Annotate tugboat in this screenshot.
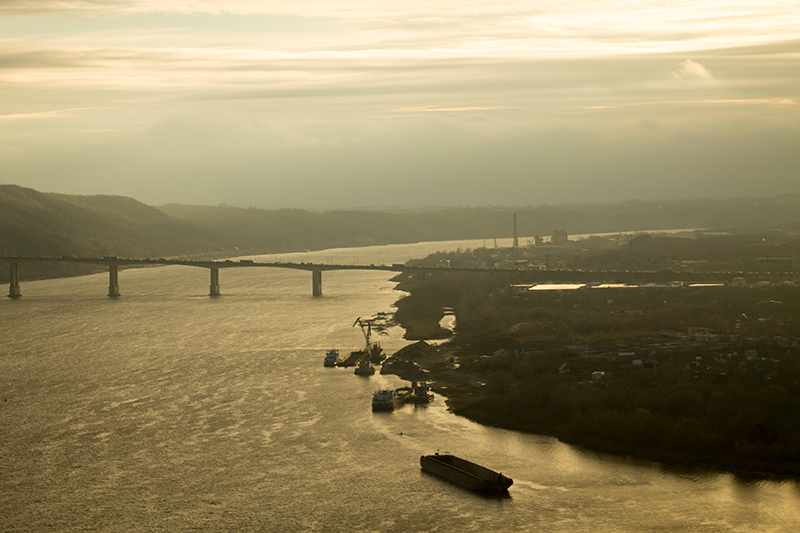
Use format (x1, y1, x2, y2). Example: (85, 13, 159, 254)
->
(354, 358, 375, 376)
(367, 342, 385, 364)
(323, 348, 341, 367)
(409, 381, 434, 404)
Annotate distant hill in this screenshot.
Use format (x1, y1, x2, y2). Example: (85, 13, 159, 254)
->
(0, 185, 212, 280)
(54, 193, 173, 223)
(159, 194, 800, 247)
(1, 183, 798, 282)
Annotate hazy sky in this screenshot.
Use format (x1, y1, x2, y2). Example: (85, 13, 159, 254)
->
(1, 1, 798, 209)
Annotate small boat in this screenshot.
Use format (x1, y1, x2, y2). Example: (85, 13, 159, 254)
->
(323, 348, 341, 367)
(420, 453, 513, 493)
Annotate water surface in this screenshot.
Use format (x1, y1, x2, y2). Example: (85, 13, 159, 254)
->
(2, 240, 799, 532)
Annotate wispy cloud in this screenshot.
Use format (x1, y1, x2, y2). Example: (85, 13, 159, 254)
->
(0, 108, 87, 121)
(672, 59, 712, 80)
(1, 1, 798, 207)
(588, 97, 797, 111)
(376, 105, 521, 118)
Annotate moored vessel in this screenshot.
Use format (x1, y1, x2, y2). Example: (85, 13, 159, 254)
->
(420, 453, 513, 493)
(409, 381, 434, 404)
(368, 342, 384, 364)
(354, 359, 376, 376)
(323, 348, 341, 367)
(371, 387, 412, 411)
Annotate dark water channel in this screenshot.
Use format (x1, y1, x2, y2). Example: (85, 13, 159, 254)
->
(2, 240, 800, 532)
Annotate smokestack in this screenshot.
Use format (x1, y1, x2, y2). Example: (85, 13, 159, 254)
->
(513, 213, 519, 255)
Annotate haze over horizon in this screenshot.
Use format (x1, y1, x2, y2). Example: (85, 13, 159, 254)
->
(1, 1, 798, 210)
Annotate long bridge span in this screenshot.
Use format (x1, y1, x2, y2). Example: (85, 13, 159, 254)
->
(2, 255, 740, 299)
(1, 255, 420, 298)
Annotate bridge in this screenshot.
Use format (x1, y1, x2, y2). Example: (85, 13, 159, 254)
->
(2, 255, 743, 299)
(1, 255, 423, 298)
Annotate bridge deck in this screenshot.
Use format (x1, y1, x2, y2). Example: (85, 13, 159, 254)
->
(1, 254, 749, 299)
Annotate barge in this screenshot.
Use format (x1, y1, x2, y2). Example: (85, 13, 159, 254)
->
(371, 387, 412, 411)
(420, 453, 513, 493)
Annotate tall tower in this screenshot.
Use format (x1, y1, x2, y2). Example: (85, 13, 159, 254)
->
(513, 213, 519, 256)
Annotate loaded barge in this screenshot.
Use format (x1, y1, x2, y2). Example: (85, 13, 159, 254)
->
(372, 382, 434, 411)
(420, 454, 513, 493)
(372, 387, 412, 411)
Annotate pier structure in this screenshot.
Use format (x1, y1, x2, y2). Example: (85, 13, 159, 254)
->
(108, 265, 120, 297)
(210, 267, 220, 297)
(8, 262, 20, 298)
(312, 270, 322, 297)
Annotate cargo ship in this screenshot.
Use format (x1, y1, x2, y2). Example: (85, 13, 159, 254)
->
(371, 387, 412, 411)
(420, 453, 513, 493)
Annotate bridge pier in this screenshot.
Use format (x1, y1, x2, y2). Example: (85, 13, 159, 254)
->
(312, 270, 322, 296)
(210, 268, 220, 297)
(108, 264, 120, 297)
(8, 263, 20, 298)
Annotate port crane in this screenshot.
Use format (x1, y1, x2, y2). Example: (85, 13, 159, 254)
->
(352, 317, 382, 376)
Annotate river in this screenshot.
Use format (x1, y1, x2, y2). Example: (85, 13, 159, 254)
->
(2, 239, 799, 532)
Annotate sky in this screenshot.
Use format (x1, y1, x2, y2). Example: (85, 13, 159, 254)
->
(1, 1, 798, 209)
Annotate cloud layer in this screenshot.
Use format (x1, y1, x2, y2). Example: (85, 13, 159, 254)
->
(1, 1, 798, 208)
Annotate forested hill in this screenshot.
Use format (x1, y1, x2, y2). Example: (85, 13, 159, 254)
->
(2, 183, 799, 281)
(0, 185, 207, 258)
(158, 194, 800, 249)
(0, 185, 214, 280)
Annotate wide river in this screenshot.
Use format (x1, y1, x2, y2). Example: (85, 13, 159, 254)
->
(2, 239, 800, 532)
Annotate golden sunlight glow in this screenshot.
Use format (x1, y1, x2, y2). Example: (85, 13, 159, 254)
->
(0, 1, 798, 207)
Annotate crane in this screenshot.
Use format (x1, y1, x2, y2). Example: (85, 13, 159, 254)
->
(352, 317, 383, 375)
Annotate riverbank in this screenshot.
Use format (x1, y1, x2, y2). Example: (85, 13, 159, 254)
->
(383, 336, 800, 480)
(387, 271, 800, 480)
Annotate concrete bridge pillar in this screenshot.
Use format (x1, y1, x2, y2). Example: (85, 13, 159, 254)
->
(108, 264, 120, 297)
(210, 267, 220, 296)
(312, 270, 322, 296)
(8, 263, 21, 298)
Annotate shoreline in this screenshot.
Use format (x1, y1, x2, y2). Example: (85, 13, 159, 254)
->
(387, 348, 800, 481)
(387, 285, 800, 481)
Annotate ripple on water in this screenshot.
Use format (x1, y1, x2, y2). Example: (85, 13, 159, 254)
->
(3, 243, 800, 532)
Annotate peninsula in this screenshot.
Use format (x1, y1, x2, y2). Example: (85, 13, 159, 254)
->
(385, 229, 800, 478)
